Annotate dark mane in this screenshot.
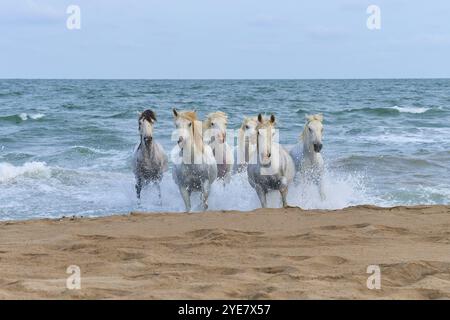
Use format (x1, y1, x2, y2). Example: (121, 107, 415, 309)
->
(140, 109, 157, 122)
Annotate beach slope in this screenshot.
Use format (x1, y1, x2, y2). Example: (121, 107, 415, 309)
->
(1, 205, 450, 299)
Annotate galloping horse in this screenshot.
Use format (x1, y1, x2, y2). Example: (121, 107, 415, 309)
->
(289, 114, 325, 200)
(247, 114, 295, 208)
(132, 110, 168, 202)
(235, 116, 258, 173)
(203, 111, 234, 183)
(171, 109, 217, 211)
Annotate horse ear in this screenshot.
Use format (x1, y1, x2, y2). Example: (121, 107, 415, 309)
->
(257, 114, 263, 123)
(305, 114, 313, 122)
(270, 114, 275, 124)
(172, 108, 178, 117)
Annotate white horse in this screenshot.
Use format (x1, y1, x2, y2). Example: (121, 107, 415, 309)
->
(132, 110, 168, 202)
(235, 116, 258, 173)
(247, 114, 295, 208)
(171, 109, 217, 212)
(203, 111, 234, 184)
(289, 114, 325, 200)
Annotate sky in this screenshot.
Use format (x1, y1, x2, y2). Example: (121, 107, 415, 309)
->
(1, 0, 450, 79)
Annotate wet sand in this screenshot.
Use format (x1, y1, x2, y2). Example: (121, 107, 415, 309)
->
(0, 205, 449, 299)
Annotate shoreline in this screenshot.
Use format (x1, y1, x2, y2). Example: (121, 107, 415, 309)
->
(1, 205, 449, 299)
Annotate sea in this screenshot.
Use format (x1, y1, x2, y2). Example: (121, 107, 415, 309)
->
(0, 79, 449, 220)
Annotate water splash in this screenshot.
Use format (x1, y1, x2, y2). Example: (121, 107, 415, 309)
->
(0, 161, 50, 183)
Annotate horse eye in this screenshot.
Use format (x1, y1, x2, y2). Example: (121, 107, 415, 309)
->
(245, 125, 249, 129)
(309, 128, 312, 132)
(188, 122, 192, 127)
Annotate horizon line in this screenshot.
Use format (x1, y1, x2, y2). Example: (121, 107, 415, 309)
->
(1, 77, 450, 81)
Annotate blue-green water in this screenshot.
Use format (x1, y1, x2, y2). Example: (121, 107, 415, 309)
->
(0, 79, 449, 220)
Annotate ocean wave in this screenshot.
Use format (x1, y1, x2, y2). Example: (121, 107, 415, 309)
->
(67, 146, 113, 156)
(107, 111, 132, 119)
(336, 154, 445, 169)
(0, 161, 50, 183)
(0, 91, 23, 97)
(61, 103, 80, 109)
(0, 113, 45, 123)
(332, 106, 437, 116)
(391, 106, 430, 114)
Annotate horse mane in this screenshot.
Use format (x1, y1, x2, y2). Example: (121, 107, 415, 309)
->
(140, 109, 156, 122)
(177, 110, 198, 122)
(301, 113, 324, 141)
(306, 114, 323, 123)
(204, 111, 228, 129)
(240, 116, 257, 130)
(176, 110, 204, 152)
(238, 116, 257, 142)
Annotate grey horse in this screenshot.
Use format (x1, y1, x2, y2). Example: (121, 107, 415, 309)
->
(247, 114, 295, 208)
(171, 109, 217, 212)
(289, 114, 325, 200)
(132, 110, 168, 203)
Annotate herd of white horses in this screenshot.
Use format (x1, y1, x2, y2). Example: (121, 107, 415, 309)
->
(133, 109, 325, 211)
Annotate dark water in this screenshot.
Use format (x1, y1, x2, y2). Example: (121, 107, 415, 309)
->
(0, 79, 449, 220)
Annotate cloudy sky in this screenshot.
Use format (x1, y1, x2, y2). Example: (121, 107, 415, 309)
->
(1, 0, 449, 79)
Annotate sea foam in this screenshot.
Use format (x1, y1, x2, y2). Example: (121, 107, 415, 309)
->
(391, 106, 430, 114)
(0, 161, 50, 183)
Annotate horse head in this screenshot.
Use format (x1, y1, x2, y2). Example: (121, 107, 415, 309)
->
(302, 114, 324, 153)
(139, 109, 156, 145)
(204, 111, 228, 144)
(256, 113, 276, 166)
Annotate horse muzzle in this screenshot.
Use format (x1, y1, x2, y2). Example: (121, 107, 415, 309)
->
(144, 136, 153, 144)
(217, 132, 226, 144)
(260, 153, 272, 166)
(313, 143, 323, 153)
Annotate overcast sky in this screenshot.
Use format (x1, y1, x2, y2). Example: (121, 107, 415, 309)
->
(1, 0, 449, 79)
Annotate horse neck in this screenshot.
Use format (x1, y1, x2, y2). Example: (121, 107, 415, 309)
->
(182, 132, 204, 162)
(140, 136, 155, 156)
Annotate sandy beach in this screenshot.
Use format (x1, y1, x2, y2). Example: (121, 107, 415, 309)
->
(0, 205, 449, 299)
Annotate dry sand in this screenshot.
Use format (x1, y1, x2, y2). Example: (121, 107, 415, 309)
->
(0, 205, 449, 299)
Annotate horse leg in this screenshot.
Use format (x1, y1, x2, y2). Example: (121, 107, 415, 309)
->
(201, 180, 211, 211)
(255, 185, 267, 208)
(318, 176, 326, 201)
(156, 183, 162, 206)
(179, 187, 191, 212)
(223, 169, 231, 186)
(135, 178, 143, 201)
(293, 172, 301, 186)
(280, 177, 288, 208)
(280, 184, 289, 208)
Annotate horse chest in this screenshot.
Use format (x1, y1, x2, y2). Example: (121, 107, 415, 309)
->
(135, 152, 163, 181)
(217, 164, 228, 179)
(176, 164, 209, 190)
(248, 165, 282, 191)
(259, 174, 282, 191)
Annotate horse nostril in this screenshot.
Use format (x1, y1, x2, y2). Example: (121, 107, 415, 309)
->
(268, 152, 271, 158)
